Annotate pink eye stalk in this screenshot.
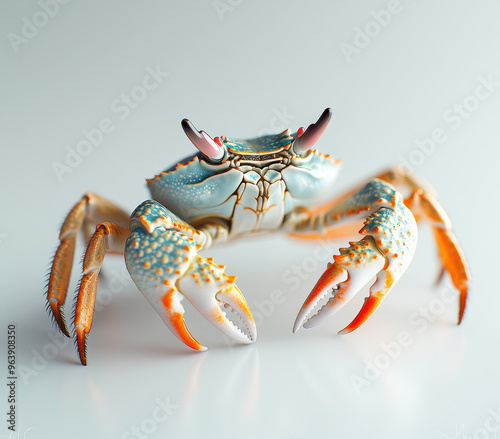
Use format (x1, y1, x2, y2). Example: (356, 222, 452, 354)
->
(293, 107, 332, 154)
(181, 118, 225, 161)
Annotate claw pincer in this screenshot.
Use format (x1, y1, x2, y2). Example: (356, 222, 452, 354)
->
(125, 201, 256, 350)
(294, 181, 418, 334)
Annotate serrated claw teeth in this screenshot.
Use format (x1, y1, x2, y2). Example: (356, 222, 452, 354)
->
(294, 236, 388, 333)
(175, 265, 256, 346)
(217, 286, 257, 343)
(293, 264, 348, 333)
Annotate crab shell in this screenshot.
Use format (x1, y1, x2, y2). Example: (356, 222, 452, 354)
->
(147, 129, 342, 238)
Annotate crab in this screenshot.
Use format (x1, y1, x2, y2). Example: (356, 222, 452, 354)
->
(46, 108, 470, 365)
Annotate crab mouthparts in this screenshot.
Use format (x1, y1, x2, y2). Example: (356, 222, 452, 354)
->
(219, 301, 255, 343)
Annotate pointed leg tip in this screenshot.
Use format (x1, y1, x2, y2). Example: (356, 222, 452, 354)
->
(58, 319, 71, 338)
(57, 317, 71, 338)
(48, 300, 71, 338)
(76, 326, 88, 366)
(78, 346, 88, 365)
(457, 287, 467, 325)
(457, 306, 466, 325)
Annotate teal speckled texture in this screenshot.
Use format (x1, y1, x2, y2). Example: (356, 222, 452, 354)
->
(325, 178, 418, 279)
(125, 227, 197, 300)
(125, 200, 233, 302)
(222, 130, 296, 153)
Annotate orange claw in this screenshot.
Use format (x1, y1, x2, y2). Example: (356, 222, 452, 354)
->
(161, 289, 206, 351)
(294, 190, 418, 334)
(338, 270, 394, 334)
(293, 236, 391, 333)
(293, 264, 348, 333)
(339, 294, 385, 335)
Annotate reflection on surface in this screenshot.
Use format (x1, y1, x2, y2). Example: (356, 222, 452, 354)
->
(178, 346, 260, 420)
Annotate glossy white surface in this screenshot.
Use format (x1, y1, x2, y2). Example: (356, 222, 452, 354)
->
(1, 1, 499, 438)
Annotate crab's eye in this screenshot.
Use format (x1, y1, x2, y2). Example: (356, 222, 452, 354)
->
(181, 119, 226, 162)
(292, 108, 332, 155)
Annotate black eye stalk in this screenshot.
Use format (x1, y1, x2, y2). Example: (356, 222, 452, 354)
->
(292, 108, 332, 155)
(181, 118, 226, 162)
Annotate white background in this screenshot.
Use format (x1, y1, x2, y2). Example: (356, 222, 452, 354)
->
(1, 1, 499, 438)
